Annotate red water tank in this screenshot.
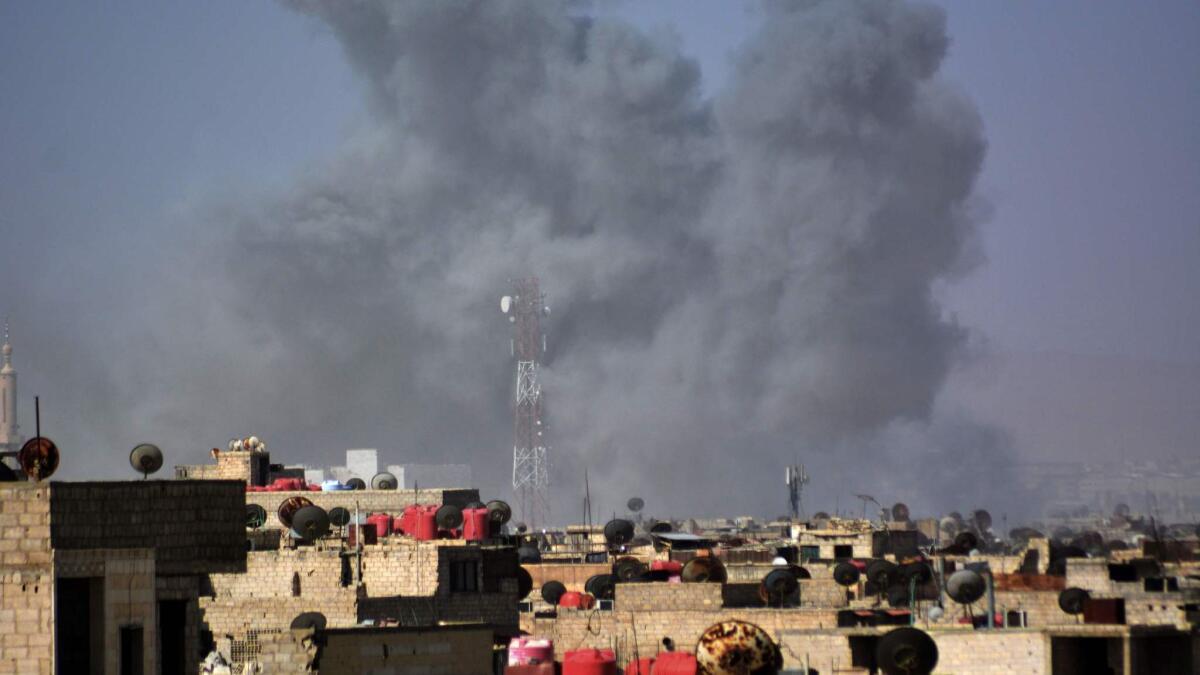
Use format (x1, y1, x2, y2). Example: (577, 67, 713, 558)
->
(626, 657, 655, 675)
(367, 513, 393, 537)
(558, 592, 595, 610)
(651, 652, 698, 675)
(348, 523, 377, 546)
(306, 483, 321, 492)
(651, 560, 682, 574)
(397, 505, 420, 536)
(463, 507, 490, 541)
(414, 506, 439, 541)
(562, 649, 616, 675)
(270, 477, 304, 491)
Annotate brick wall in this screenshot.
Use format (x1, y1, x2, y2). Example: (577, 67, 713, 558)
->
(0, 484, 52, 674)
(48, 481, 245, 576)
(616, 582, 722, 612)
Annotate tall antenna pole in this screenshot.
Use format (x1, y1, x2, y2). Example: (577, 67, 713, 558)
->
(503, 278, 550, 529)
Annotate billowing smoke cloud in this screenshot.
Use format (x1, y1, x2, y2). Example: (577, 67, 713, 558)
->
(50, 0, 1022, 520)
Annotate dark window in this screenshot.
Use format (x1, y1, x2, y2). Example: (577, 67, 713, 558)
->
(159, 600, 187, 675)
(834, 545, 853, 560)
(450, 560, 479, 592)
(292, 572, 302, 597)
(482, 549, 518, 592)
(120, 625, 144, 675)
(800, 545, 820, 562)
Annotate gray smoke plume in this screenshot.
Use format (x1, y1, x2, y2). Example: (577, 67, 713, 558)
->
(51, 0, 1022, 520)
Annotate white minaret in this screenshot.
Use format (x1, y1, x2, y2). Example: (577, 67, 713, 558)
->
(0, 320, 20, 454)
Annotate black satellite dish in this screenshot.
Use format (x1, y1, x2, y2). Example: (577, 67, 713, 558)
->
(867, 560, 899, 588)
(833, 562, 861, 586)
(19, 437, 59, 482)
(627, 497, 645, 513)
(370, 472, 398, 490)
(246, 504, 267, 529)
(129, 444, 163, 479)
(435, 504, 463, 530)
(876, 627, 939, 675)
(344, 477, 366, 490)
(681, 557, 727, 584)
(292, 505, 330, 540)
(648, 520, 673, 534)
(517, 543, 541, 564)
(892, 502, 911, 522)
(328, 507, 350, 528)
(790, 565, 812, 580)
(972, 509, 993, 532)
(585, 574, 616, 600)
(290, 612, 327, 632)
(900, 562, 933, 586)
(486, 500, 512, 526)
(277, 496, 314, 529)
(954, 531, 980, 552)
(516, 567, 533, 599)
(759, 568, 800, 606)
(946, 570, 986, 604)
(603, 519, 635, 546)
(515, 522, 528, 534)
(541, 580, 567, 605)
(613, 557, 647, 582)
(1058, 587, 1090, 615)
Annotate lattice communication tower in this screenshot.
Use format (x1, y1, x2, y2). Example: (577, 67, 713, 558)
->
(501, 278, 549, 527)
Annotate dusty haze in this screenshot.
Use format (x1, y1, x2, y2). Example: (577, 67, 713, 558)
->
(6, 0, 1040, 521)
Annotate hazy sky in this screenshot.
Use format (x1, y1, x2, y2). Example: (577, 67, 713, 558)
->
(1, 1, 1196, 514)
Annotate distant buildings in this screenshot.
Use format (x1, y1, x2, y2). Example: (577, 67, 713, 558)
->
(301, 449, 472, 489)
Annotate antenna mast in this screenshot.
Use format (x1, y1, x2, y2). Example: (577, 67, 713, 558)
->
(503, 278, 550, 528)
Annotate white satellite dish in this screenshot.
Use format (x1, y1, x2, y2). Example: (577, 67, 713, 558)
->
(500, 296, 512, 313)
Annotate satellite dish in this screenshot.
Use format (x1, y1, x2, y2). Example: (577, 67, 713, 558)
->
(972, 509, 993, 532)
(886, 584, 911, 608)
(435, 504, 463, 530)
(277, 496, 314, 529)
(603, 519, 635, 546)
(541, 580, 567, 605)
(246, 504, 267, 530)
(946, 570, 986, 604)
(517, 543, 541, 564)
(344, 477, 366, 491)
(900, 562, 933, 585)
(939, 517, 959, 536)
(291, 505, 330, 540)
(129, 444, 163, 478)
(486, 500, 512, 526)
(866, 560, 899, 588)
(759, 568, 800, 605)
(370, 472, 398, 490)
(681, 557, 727, 584)
(876, 627, 939, 675)
(833, 562, 861, 586)
(516, 567, 533, 599)
(501, 296, 512, 313)
(328, 507, 351, 528)
(790, 565, 811, 580)
(515, 522, 528, 534)
(891, 502, 911, 522)
(627, 497, 645, 513)
(1058, 587, 1090, 615)
(290, 612, 327, 632)
(18, 437, 59, 481)
(613, 557, 647, 582)
(954, 531, 980, 552)
(584, 574, 616, 601)
(695, 621, 782, 675)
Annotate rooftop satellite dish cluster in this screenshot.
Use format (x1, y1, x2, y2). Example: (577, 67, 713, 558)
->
(228, 436, 266, 453)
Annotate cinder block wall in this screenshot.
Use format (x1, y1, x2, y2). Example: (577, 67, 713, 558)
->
(48, 481, 246, 575)
(0, 484, 52, 674)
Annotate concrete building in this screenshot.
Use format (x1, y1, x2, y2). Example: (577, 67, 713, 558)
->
(344, 448, 378, 481)
(0, 322, 22, 473)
